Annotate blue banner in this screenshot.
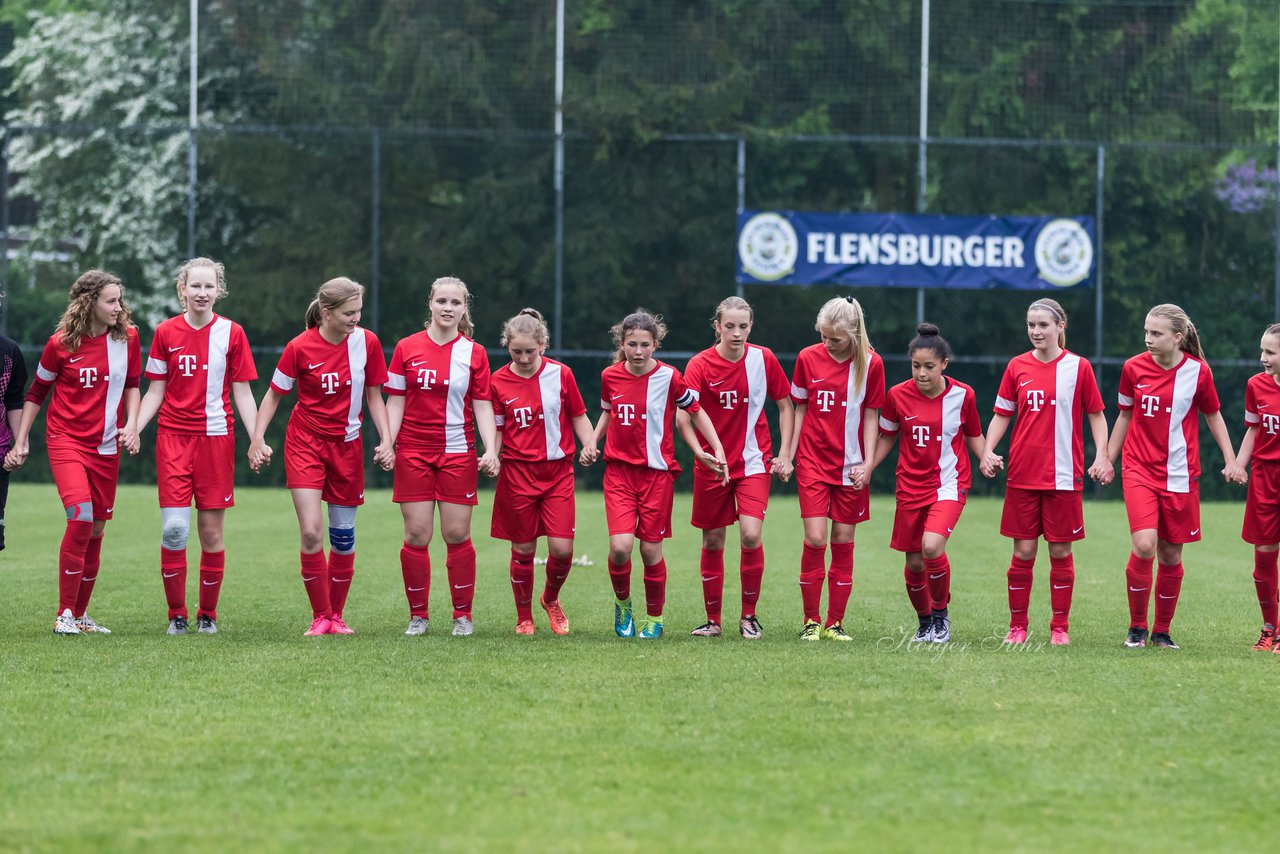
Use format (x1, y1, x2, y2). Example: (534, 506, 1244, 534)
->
(736, 210, 1095, 290)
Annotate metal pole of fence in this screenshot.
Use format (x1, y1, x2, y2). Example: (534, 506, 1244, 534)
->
(1095, 144, 1105, 384)
(552, 0, 566, 351)
(187, 0, 198, 259)
(1275, 16, 1279, 321)
(736, 136, 745, 299)
(371, 127, 380, 333)
(915, 0, 930, 325)
(1, 130, 8, 339)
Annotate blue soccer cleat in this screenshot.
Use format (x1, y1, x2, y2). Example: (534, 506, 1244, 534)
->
(614, 598, 635, 638)
(638, 616, 664, 639)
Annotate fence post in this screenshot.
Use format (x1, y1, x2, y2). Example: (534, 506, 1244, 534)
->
(915, 0, 930, 325)
(370, 127, 381, 334)
(187, 0, 198, 259)
(1, 129, 8, 339)
(1094, 144, 1105, 383)
(736, 136, 745, 299)
(552, 0, 566, 351)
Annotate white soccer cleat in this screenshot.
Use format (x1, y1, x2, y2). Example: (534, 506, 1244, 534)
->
(405, 616, 430, 636)
(76, 614, 111, 634)
(54, 609, 83, 636)
(451, 616, 474, 637)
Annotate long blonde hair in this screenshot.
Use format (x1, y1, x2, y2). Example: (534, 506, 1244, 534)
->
(56, 269, 132, 352)
(610, 308, 666, 364)
(1147, 303, 1205, 360)
(175, 257, 228, 309)
(500, 307, 549, 347)
(711, 296, 753, 343)
(1027, 298, 1067, 349)
(815, 296, 871, 390)
(305, 277, 364, 329)
(426, 276, 475, 339)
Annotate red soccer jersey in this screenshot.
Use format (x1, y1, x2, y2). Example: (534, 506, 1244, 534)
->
(491, 357, 587, 463)
(269, 326, 388, 442)
(992, 349, 1104, 491)
(27, 328, 141, 455)
(790, 344, 886, 486)
(146, 314, 257, 436)
(880, 377, 982, 508)
(684, 344, 790, 479)
(600, 359, 700, 472)
(1244, 372, 1280, 464)
(385, 331, 492, 453)
(1117, 352, 1220, 493)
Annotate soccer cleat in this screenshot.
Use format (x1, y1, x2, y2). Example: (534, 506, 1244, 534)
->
(515, 619, 535, 636)
(931, 614, 951, 644)
(196, 615, 218, 634)
(823, 623, 853, 642)
(1004, 626, 1028, 645)
(76, 614, 111, 634)
(329, 615, 354, 635)
(54, 609, 83, 636)
(167, 616, 189, 636)
(1252, 626, 1275, 652)
(638, 617, 664, 639)
(910, 617, 933, 643)
(1050, 627, 1070, 646)
(614, 599, 635, 638)
(304, 616, 332, 636)
(690, 621, 722, 637)
(540, 595, 570, 636)
(739, 615, 763, 640)
(404, 616, 430, 636)
(451, 616, 474, 637)
(1124, 626, 1149, 648)
(1150, 631, 1180, 650)
(797, 620, 821, 641)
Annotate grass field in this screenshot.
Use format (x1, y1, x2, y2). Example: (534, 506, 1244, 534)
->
(0, 482, 1271, 851)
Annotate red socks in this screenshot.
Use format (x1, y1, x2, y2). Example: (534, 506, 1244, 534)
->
(544, 554, 572, 603)
(740, 545, 764, 619)
(161, 546, 188, 619)
(400, 542, 431, 618)
(510, 549, 535, 622)
(699, 548, 725, 624)
(1152, 561, 1184, 634)
(799, 543, 826, 623)
(1006, 556, 1034, 629)
(642, 559, 667, 617)
(904, 565, 931, 616)
(1125, 553, 1154, 629)
(58, 520, 92, 614)
(198, 550, 225, 621)
(923, 553, 950, 613)
(1048, 554, 1075, 631)
(328, 551, 355, 615)
(825, 542, 854, 627)
(300, 550, 330, 618)
(446, 540, 477, 618)
(608, 558, 631, 602)
(1253, 550, 1279, 628)
(74, 535, 104, 617)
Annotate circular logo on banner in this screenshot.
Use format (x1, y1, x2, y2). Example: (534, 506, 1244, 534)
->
(738, 212, 798, 282)
(1034, 218, 1093, 287)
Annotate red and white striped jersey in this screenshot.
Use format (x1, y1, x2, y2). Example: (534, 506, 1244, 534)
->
(1117, 352, 1220, 493)
(27, 328, 141, 455)
(993, 349, 1104, 491)
(385, 330, 492, 452)
(880, 377, 982, 508)
(1244, 372, 1280, 464)
(146, 314, 257, 436)
(790, 344, 886, 486)
(600, 360, 700, 472)
(270, 327, 388, 442)
(684, 344, 790, 479)
(491, 358, 587, 463)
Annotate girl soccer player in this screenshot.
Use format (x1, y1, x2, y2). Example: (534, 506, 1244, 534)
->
(1106, 304, 1244, 650)
(248, 277, 392, 637)
(682, 296, 793, 640)
(0, 327, 29, 553)
(787, 296, 883, 642)
(979, 299, 1112, 646)
(1230, 323, 1280, 651)
(595, 308, 726, 639)
(865, 323, 983, 645)
(137, 258, 259, 635)
(4, 270, 141, 635)
(489, 308, 598, 635)
(385, 276, 498, 638)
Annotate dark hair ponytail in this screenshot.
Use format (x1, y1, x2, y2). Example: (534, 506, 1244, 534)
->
(908, 322, 952, 361)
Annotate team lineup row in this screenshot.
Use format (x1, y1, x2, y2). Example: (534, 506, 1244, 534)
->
(3, 263, 1279, 650)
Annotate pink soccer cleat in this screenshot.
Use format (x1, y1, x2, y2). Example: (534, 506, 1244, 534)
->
(304, 616, 332, 636)
(540, 595, 570, 636)
(515, 619, 535, 636)
(328, 615, 354, 635)
(1003, 626, 1028, 644)
(1050, 627, 1070, 646)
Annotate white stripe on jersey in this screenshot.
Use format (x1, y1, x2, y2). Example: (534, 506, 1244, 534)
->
(1245, 410, 1261, 425)
(272, 368, 295, 392)
(841, 361, 869, 484)
(37, 363, 56, 382)
(994, 394, 1015, 413)
(879, 414, 898, 432)
(1166, 358, 1201, 493)
(445, 337, 474, 453)
(742, 348, 768, 477)
(99, 337, 128, 455)
(146, 356, 167, 375)
(1118, 392, 1134, 407)
(790, 382, 808, 401)
(1053, 353, 1080, 490)
(538, 361, 566, 461)
(935, 384, 967, 502)
(205, 318, 231, 436)
(385, 371, 406, 392)
(645, 366, 674, 471)
(343, 330, 367, 442)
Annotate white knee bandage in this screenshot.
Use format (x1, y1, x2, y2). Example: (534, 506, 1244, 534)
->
(327, 504, 357, 554)
(161, 507, 191, 550)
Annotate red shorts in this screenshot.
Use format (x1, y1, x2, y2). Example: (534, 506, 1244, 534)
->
(604, 462, 675, 541)
(1123, 480, 1200, 543)
(796, 470, 869, 526)
(890, 500, 965, 553)
(491, 458, 575, 542)
(1000, 486, 1085, 542)
(284, 423, 365, 506)
(393, 446, 479, 505)
(157, 431, 236, 510)
(48, 442, 119, 520)
(690, 469, 771, 529)
(1242, 461, 1280, 546)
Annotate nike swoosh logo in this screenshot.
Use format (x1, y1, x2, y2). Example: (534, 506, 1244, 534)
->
(308, 362, 324, 369)
(302, 575, 318, 582)
(945, 527, 954, 534)
(358, 492, 365, 499)
(453, 583, 473, 589)
(409, 360, 425, 367)
(1189, 528, 1199, 535)
(202, 580, 219, 586)
(465, 492, 476, 499)
(904, 415, 918, 421)
(810, 378, 823, 385)
(1052, 584, 1071, 590)
(1136, 383, 1150, 388)
(1260, 404, 1270, 409)
(1072, 526, 1083, 534)
(163, 572, 179, 579)
(168, 346, 183, 352)
(835, 581, 852, 587)
(1158, 594, 1177, 599)
(700, 576, 716, 582)
(224, 495, 233, 502)
(742, 591, 757, 596)
(504, 398, 518, 405)
(610, 393, 624, 399)
(858, 508, 867, 517)
(64, 569, 81, 576)
(929, 573, 946, 580)
(69, 356, 84, 363)
(1009, 586, 1026, 591)
(407, 586, 425, 592)
(1019, 380, 1033, 387)
(106, 507, 114, 514)
(1128, 586, 1148, 592)
(659, 529, 666, 535)
(708, 380, 724, 387)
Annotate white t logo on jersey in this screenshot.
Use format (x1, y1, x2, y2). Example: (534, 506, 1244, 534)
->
(177, 354, 199, 377)
(320, 372, 341, 394)
(79, 367, 99, 388)
(815, 389, 836, 413)
(416, 368, 437, 390)
(1264, 413, 1280, 435)
(615, 403, 636, 426)
(1025, 389, 1045, 412)
(911, 424, 931, 447)
(1140, 394, 1160, 418)
(513, 406, 534, 428)
(718, 389, 739, 410)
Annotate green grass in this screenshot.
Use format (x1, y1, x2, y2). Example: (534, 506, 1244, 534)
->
(0, 483, 1270, 851)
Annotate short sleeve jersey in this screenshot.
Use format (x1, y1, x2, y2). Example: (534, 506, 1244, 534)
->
(1244, 372, 1280, 464)
(880, 377, 982, 508)
(600, 359, 700, 472)
(491, 357, 587, 463)
(27, 327, 142, 455)
(992, 349, 1104, 491)
(683, 343, 790, 479)
(146, 314, 257, 436)
(1117, 352, 1220, 493)
(385, 330, 492, 453)
(0, 336, 29, 453)
(790, 345, 886, 486)
(270, 326, 388, 442)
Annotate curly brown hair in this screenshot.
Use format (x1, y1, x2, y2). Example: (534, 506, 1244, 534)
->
(56, 270, 132, 352)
